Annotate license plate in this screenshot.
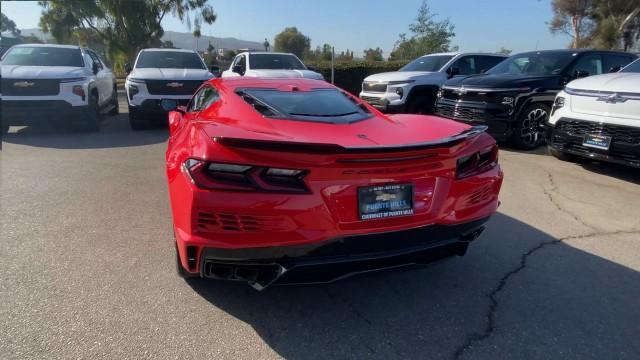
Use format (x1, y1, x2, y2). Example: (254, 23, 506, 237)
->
(583, 134, 612, 150)
(358, 184, 414, 221)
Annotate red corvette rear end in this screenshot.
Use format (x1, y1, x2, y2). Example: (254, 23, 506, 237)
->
(165, 78, 503, 289)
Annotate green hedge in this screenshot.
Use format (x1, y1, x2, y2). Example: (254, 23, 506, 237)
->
(306, 61, 409, 95)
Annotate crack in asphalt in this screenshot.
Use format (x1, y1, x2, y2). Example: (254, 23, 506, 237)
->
(543, 172, 597, 231)
(451, 229, 640, 360)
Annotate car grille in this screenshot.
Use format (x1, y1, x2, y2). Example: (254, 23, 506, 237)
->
(1, 79, 60, 96)
(436, 104, 476, 122)
(556, 119, 640, 145)
(362, 82, 387, 93)
(145, 80, 204, 95)
(563, 144, 640, 164)
(196, 212, 294, 233)
(360, 95, 384, 106)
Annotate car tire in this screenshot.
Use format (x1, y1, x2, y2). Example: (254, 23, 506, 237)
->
(511, 103, 549, 150)
(406, 96, 434, 114)
(80, 93, 101, 132)
(128, 106, 147, 131)
(548, 145, 583, 163)
(108, 86, 119, 115)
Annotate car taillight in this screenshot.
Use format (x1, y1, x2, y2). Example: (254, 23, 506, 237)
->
(183, 160, 309, 193)
(456, 145, 499, 179)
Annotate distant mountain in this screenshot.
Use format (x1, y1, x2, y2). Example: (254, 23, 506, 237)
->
(18, 28, 263, 51)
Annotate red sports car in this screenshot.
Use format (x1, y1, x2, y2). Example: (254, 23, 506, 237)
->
(163, 77, 503, 290)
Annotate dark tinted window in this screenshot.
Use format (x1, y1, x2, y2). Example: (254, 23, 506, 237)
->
(567, 53, 603, 77)
(604, 54, 635, 73)
(250, 54, 306, 70)
(487, 51, 576, 76)
(620, 59, 640, 73)
(136, 51, 205, 69)
(450, 56, 476, 75)
(400, 55, 453, 72)
(477, 56, 505, 72)
(2, 46, 84, 67)
(87, 50, 103, 70)
(188, 86, 219, 112)
(239, 88, 371, 123)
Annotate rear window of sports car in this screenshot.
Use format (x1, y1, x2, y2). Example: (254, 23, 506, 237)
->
(237, 88, 372, 123)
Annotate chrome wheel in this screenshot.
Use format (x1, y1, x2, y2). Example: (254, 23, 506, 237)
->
(519, 108, 547, 146)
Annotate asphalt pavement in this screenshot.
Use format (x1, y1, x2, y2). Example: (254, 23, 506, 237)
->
(2, 98, 639, 359)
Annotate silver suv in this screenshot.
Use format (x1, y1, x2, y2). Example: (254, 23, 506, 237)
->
(125, 48, 214, 130)
(1, 44, 118, 134)
(359, 52, 506, 114)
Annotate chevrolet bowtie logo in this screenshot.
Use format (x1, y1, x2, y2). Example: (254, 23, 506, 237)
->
(13, 81, 35, 87)
(376, 193, 397, 201)
(166, 82, 183, 88)
(596, 93, 628, 104)
(454, 87, 467, 95)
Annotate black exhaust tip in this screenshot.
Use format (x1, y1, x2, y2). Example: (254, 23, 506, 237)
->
(203, 261, 286, 290)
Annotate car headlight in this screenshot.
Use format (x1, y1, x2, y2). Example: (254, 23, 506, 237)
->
(127, 77, 145, 84)
(394, 87, 404, 98)
(128, 84, 139, 100)
(550, 96, 565, 116)
(437, 89, 443, 98)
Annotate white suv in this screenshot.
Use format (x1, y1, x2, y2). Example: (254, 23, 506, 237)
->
(1, 44, 118, 134)
(547, 59, 640, 168)
(359, 52, 506, 114)
(125, 48, 214, 130)
(221, 52, 324, 80)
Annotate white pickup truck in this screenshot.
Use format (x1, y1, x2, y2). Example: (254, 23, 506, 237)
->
(221, 52, 324, 80)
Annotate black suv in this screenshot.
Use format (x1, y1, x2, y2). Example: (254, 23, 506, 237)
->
(435, 50, 637, 149)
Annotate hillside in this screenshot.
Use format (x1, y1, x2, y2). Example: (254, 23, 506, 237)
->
(18, 28, 263, 51)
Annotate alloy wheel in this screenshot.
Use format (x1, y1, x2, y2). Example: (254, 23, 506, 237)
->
(520, 108, 547, 146)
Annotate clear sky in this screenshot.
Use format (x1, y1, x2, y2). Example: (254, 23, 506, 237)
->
(1, 0, 570, 56)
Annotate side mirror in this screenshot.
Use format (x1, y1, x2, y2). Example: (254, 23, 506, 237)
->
(575, 69, 590, 78)
(232, 65, 245, 75)
(160, 98, 179, 112)
(609, 65, 622, 73)
(446, 67, 460, 78)
(167, 110, 184, 135)
(92, 62, 99, 75)
(124, 62, 132, 74)
(210, 65, 221, 77)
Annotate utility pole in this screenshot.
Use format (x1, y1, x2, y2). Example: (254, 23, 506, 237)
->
(331, 46, 335, 84)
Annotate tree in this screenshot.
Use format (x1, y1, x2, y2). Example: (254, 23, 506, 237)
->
(590, 0, 640, 50)
(364, 47, 384, 61)
(162, 40, 176, 48)
(389, 1, 455, 61)
(497, 47, 512, 56)
(1, 12, 21, 35)
(207, 41, 214, 54)
(273, 27, 310, 58)
(549, 0, 594, 48)
(38, 0, 217, 63)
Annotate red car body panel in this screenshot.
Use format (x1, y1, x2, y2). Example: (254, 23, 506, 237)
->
(166, 77, 503, 288)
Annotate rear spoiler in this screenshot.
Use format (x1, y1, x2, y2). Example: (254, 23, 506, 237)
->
(212, 126, 487, 154)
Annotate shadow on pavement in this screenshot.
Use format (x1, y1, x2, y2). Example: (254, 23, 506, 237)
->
(186, 213, 640, 360)
(1, 105, 167, 150)
(579, 161, 640, 185)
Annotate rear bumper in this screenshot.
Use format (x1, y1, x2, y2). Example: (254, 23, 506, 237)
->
(197, 217, 489, 289)
(547, 119, 640, 168)
(1, 100, 88, 125)
(435, 99, 513, 141)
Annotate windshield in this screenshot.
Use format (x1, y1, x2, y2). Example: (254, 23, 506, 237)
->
(1, 46, 84, 67)
(250, 54, 306, 70)
(135, 51, 205, 69)
(620, 59, 640, 73)
(239, 88, 370, 123)
(487, 51, 576, 76)
(400, 55, 453, 72)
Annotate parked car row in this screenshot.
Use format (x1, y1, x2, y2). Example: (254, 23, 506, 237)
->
(359, 50, 637, 149)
